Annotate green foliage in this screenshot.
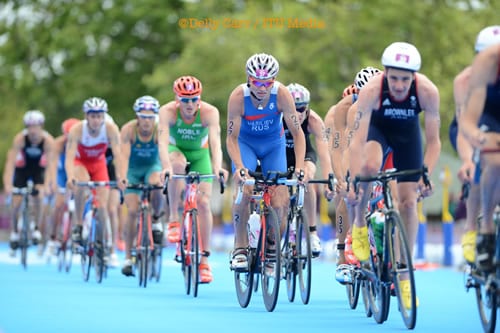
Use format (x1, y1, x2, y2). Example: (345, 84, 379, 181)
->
(0, 0, 498, 186)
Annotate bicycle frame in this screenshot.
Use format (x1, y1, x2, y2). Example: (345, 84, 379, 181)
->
(165, 171, 224, 297)
(12, 180, 38, 270)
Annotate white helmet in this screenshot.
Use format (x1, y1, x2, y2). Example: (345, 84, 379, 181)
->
(286, 83, 310, 106)
(246, 53, 279, 80)
(354, 67, 382, 90)
(23, 110, 45, 126)
(133, 95, 160, 113)
(381, 42, 421, 72)
(475, 26, 500, 53)
(83, 97, 108, 113)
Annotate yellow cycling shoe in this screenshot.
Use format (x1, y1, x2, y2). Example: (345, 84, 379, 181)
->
(400, 279, 419, 310)
(352, 225, 369, 262)
(461, 230, 477, 264)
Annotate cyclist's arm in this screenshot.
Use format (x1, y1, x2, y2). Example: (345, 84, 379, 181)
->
(64, 122, 81, 184)
(2, 132, 24, 192)
(119, 120, 133, 180)
(324, 106, 341, 180)
(348, 83, 377, 179)
(453, 69, 475, 181)
(280, 85, 306, 174)
(461, 46, 498, 148)
(226, 87, 245, 172)
(107, 121, 125, 182)
(308, 110, 333, 179)
(158, 102, 174, 174)
(203, 103, 224, 175)
(419, 74, 441, 176)
(42, 132, 56, 191)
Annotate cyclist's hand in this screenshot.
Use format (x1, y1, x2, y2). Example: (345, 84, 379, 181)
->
(346, 187, 359, 206)
(66, 178, 75, 191)
(218, 168, 229, 183)
(324, 185, 335, 201)
(233, 167, 247, 185)
(457, 160, 474, 183)
(3, 184, 13, 197)
(417, 179, 433, 199)
(117, 177, 127, 191)
(336, 180, 348, 197)
(161, 167, 172, 185)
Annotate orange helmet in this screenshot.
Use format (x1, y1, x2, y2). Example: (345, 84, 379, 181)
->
(62, 118, 80, 135)
(173, 76, 202, 97)
(342, 84, 359, 98)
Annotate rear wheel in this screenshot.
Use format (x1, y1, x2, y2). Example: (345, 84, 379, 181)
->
(81, 241, 91, 282)
(94, 222, 105, 284)
(138, 211, 150, 288)
(361, 279, 373, 317)
(474, 273, 498, 333)
(261, 207, 280, 312)
(296, 211, 311, 304)
(346, 274, 360, 309)
(388, 210, 417, 329)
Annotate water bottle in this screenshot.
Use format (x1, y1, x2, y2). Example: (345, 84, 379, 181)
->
(370, 211, 385, 254)
(289, 216, 296, 244)
(247, 212, 260, 248)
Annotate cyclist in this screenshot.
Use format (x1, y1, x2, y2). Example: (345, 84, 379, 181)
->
(47, 117, 80, 254)
(3, 110, 55, 255)
(451, 26, 500, 264)
(158, 76, 228, 283)
(120, 95, 164, 277)
(226, 53, 306, 270)
(347, 42, 440, 308)
(285, 82, 334, 257)
(103, 114, 121, 267)
(324, 67, 382, 283)
(65, 97, 127, 248)
(460, 42, 500, 271)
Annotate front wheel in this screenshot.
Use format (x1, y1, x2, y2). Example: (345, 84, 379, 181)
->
(387, 210, 417, 329)
(234, 248, 254, 308)
(261, 206, 280, 312)
(346, 274, 361, 310)
(190, 210, 200, 297)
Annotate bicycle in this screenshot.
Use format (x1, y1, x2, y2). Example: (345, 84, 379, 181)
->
(281, 171, 335, 304)
(11, 180, 39, 270)
(352, 166, 431, 329)
(126, 183, 165, 288)
(464, 147, 500, 333)
(231, 169, 290, 312)
(73, 181, 122, 283)
(164, 170, 225, 297)
(56, 192, 75, 273)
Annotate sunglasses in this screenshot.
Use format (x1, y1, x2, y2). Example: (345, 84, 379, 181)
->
(179, 96, 200, 103)
(296, 105, 308, 113)
(251, 80, 274, 88)
(137, 113, 157, 119)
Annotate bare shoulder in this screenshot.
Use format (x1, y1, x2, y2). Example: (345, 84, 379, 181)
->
(416, 73, 439, 97)
(200, 101, 220, 125)
(227, 85, 244, 114)
(307, 110, 325, 126)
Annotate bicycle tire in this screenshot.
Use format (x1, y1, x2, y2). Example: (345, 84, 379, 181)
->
(190, 210, 200, 297)
(81, 242, 91, 282)
(181, 213, 192, 295)
(20, 207, 30, 270)
(234, 248, 254, 308)
(361, 279, 373, 317)
(261, 206, 281, 312)
(346, 274, 361, 309)
(297, 211, 311, 304)
(387, 210, 417, 329)
(138, 210, 150, 288)
(94, 220, 105, 284)
(150, 244, 163, 282)
(474, 275, 498, 333)
(366, 249, 390, 323)
(284, 210, 296, 303)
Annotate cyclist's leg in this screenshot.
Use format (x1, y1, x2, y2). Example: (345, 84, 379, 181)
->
(476, 140, 500, 270)
(352, 140, 383, 261)
(146, 166, 165, 244)
(123, 191, 139, 276)
(303, 160, 322, 256)
(166, 146, 187, 242)
(229, 142, 258, 269)
(71, 162, 90, 241)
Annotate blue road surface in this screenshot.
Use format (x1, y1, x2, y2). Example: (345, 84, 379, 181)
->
(0, 244, 486, 333)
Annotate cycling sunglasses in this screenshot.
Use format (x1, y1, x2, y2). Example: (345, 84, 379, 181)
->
(179, 96, 200, 103)
(137, 113, 157, 119)
(251, 80, 274, 88)
(296, 105, 308, 113)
